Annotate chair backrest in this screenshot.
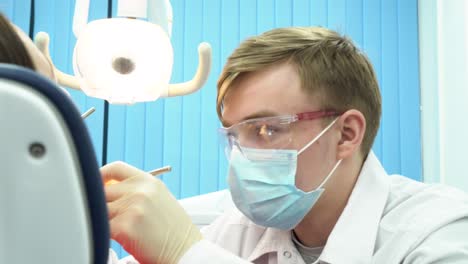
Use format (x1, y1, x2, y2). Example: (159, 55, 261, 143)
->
(0, 64, 109, 264)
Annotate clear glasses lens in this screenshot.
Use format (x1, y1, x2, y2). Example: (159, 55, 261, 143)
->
(219, 117, 293, 159)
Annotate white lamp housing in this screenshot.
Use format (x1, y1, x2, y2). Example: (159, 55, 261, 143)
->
(73, 18, 173, 104)
(34, 0, 211, 104)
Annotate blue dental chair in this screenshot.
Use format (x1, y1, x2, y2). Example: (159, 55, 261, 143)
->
(0, 64, 109, 264)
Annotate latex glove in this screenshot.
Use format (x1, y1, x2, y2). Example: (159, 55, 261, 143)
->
(101, 162, 202, 264)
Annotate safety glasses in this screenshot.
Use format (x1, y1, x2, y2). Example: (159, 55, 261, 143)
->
(218, 110, 340, 159)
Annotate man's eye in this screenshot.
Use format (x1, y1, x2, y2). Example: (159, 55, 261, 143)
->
(258, 125, 276, 137)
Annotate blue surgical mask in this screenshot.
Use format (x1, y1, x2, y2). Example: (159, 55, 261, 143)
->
(227, 118, 342, 230)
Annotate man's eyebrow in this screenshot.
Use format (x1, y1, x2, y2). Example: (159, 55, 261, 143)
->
(222, 110, 280, 128)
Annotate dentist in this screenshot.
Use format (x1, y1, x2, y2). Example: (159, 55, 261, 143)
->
(103, 27, 468, 264)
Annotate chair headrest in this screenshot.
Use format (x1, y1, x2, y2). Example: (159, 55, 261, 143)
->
(0, 64, 109, 264)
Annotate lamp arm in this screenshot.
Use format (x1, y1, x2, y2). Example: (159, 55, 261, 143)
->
(164, 42, 212, 97)
(34, 32, 81, 90)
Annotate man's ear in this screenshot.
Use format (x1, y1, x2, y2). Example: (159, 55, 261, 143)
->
(336, 109, 366, 160)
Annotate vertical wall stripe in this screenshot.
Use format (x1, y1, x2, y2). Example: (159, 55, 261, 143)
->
(143, 101, 165, 174)
(239, 0, 256, 39)
(381, 0, 401, 174)
(276, 0, 292, 28)
(363, 0, 383, 160)
(1, 0, 32, 33)
(345, 0, 363, 47)
(328, 0, 346, 32)
(106, 104, 126, 163)
(162, 0, 184, 197)
(292, 0, 310, 27)
(398, 0, 422, 180)
(123, 105, 146, 168)
(180, 0, 203, 198)
(200, 0, 222, 194)
(142, 101, 165, 174)
(218, 0, 240, 189)
(0, 0, 13, 22)
(257, 0, 275, 34)
(310, 0, 328, 26)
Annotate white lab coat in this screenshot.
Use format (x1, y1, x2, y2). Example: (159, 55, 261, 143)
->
(114, 152, 468, 264)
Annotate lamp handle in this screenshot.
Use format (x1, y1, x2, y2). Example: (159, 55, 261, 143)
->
(164, 42, 212, 97)
(34, 32, 81, 90)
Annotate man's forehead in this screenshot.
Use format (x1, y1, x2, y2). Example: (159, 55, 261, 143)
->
(220, 62, 322, 126)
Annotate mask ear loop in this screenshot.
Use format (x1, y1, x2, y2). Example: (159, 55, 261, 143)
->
(317, 159, 342, 189)
(298, 117, 340, 155)
(296, 117, 342, 190)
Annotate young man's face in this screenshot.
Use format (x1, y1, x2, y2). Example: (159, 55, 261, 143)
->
(222, 62, 340, 192)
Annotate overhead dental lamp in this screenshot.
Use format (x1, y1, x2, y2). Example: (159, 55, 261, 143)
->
(34, 0, 212, 104)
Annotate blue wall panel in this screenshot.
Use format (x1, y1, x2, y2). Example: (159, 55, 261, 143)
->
(0, 0, 32, 33)
(257, 0, 275, 33)
(162, 0, 184, 198)
(363, 0, 383, 160)
(328, 0, 346, 31)
(310, 0, 328, 27)
(292, 0, 309, 27)
(0, 0, 14, 22)
(345, 0, 363, 46)
(200, 0, 222, 193)
(218, 0, 240, 189)
(398, 0, 421, 179)
(276, 0, 292, 28)
(180, 0, 203, 198)
(381, 0, 401, 173)
(239, 0, 256, 38)
(200, 0, 222, 194)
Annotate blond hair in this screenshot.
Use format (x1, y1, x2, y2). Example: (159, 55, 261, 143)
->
(217, 27, 381, 156)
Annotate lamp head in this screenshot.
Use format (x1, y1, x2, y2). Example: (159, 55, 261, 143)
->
(73, 18, 173, 104)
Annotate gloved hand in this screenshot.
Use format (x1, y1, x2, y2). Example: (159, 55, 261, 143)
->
(101, 162, 202, 264)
